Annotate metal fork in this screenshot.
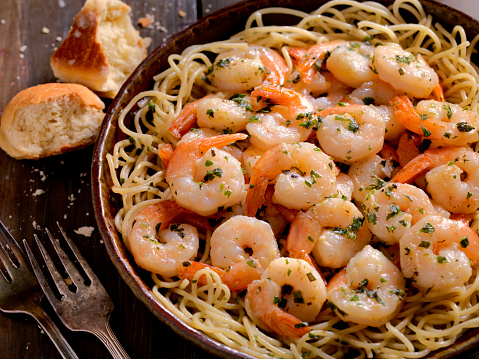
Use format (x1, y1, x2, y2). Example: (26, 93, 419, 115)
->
(24, 222, 130, 359)
(0, 220, 79, 359)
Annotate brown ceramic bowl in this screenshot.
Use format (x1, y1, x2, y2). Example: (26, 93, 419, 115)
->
(92, 1, 479, 358)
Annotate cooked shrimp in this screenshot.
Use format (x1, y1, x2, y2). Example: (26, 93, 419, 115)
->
(327, 245, 406, 327)
(396, 131, 422, 168)
(242, 144, 264, 179)
(246, 85, 316, 151)
(400, 215, 479, 292)
(310, 72, 350, 111)
(348, 154, 395, 203)
(349, 80, 405, 141)
(392, 147, 479, 213)
(288, 198, 372, 268)
(245, 142, 338, 216)
(206, 46, 288, 92)
(332, 172, 354, 201)
(178, 127, 244, 163)
(326, 42, 378, 88)
(373, 44, 439, 98)
(245, 257, 326, 338)
(363, 183, 437, 245)
(129, 200, 199, 276)
(288, 40, 347, 84)
(392, 96, 479, 146)
(168, 94, 213, 139)
(316, 104, 385, 164)
(196, 94, 252, 133)
(178, 216, 280, 291)
(246, 279, 311, 339)
(165, 134, 247, 216)
(286, 69, 331, 99)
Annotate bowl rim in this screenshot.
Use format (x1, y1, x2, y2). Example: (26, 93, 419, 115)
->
(91, 1, 479, 358)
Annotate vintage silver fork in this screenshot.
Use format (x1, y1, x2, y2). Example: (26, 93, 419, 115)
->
(24, 222, 130, 359)
(0, 220, 79, 359)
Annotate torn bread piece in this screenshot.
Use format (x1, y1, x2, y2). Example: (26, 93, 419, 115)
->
(50, 0, 147, 98)
(0, 83, 105, 160)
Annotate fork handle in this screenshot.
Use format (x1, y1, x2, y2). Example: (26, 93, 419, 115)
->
(91, 321, 131, 359)
(32, 306, 79, 359)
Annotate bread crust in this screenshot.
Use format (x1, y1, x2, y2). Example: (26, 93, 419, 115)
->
(0, 83, 105, 160)
(50, 8, 110, 91)
(50, 0, 147, 98)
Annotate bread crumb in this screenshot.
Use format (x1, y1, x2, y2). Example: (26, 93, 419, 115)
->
(143, 37, 152, 48)
(74, 226, 95, 237)
(56, 36, 62, 42)
(178, 10, 186, 18)
(138, 14, 153, 28)
(32, 220, 41, 230)
(42, 27, 50, 34)
(19, 45, 27, 52)
(64, 277, 73, 285)
(32, 189, 45, 197)
(1, 19, 6, 25)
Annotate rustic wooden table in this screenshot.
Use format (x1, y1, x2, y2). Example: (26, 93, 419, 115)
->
(1, 0, 479, 358)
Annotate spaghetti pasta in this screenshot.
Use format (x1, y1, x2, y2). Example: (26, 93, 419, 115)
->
(106, 1, 479, 357)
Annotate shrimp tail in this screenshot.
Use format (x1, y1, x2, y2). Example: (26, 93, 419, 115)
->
(396, 131, 422, 167)
(287, 211, 318, 256)
(380, 142, 400, 164)
(178, 260, 262, 291)
(391, 95, 446, 137)
(168, 100, 200, 139)
(260, 49, 288, 86)
(177, 261, 227, 285)
(433, 221, 479, 264)
(392, 146, 466, 183)
(197, 133, 248, 154)
(251, 85, 315, 119)
(390, 153, 430, 183)
(245, 171, 268, 217)
(431, 81, 445, 102)
(317, 104, 361, 118)
(158, 144, 174, 167)
(296, 40, 347, 84)
(247, 279, 311, 339)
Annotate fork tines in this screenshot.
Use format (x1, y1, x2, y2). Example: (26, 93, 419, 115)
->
(0, 221, 25, 280)
(24, 222, 99, 301)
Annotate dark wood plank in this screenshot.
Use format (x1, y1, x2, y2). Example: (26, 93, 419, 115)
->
(200, 0, 239, 17)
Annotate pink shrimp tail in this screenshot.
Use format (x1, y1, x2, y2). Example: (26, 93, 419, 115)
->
(245, 173, 268, 217)
(251, 84, 315, 119)
(433, 222, 479, 264)
(197, 133, 248, 154)
(136, 200, 186, 231)
(397, 131, 422, 168)
(168, 95, 214, 138)
(317, 104, 361, 118)
(178, 261, 227, 285)
(326, 268, 346, 297)
(392, 146, 466, 183)
(431, 81, 445, 102)
(289, 40, 347, 84)
(166, 133, 248, 179)
(380, 143, 400, 163)
(391, 95, 446, 137)
(260, 49, 288, 86)
(158, 144, 174, 167)
(390, 153, 430, 184)
(177, 260, 261, 291)
(287, 211, 317, 256)
(247, 279, 311, 339)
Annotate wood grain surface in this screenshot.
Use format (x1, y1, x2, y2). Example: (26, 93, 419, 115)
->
(0, 0, 478, 358)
